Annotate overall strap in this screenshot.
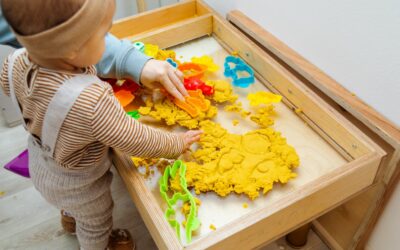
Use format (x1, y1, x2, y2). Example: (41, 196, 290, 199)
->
(41, 74, 100, 157)
(7, 48, 27, 127)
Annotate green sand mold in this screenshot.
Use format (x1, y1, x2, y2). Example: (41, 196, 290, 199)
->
(159, 160, 200, 243)
(127, 110, 140, 120)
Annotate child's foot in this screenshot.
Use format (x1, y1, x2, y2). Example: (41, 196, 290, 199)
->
(108, 229, 135, 250)
(60, 210, 76, 235)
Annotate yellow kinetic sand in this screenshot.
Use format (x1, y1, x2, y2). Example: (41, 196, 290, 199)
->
(138, 80, 237, 129)
(250, 105, 276, 128)
(138, 95, 217, 129)
(206, 80, 238, 103)
(182, 120, 299, 200)
(224, 102, 251, 118)
(131, 157, 170, 177)
(144, 43, 179, 62)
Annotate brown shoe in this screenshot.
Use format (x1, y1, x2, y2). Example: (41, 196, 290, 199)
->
(108, 229, 135, 250)
(60, 210, 76, 234)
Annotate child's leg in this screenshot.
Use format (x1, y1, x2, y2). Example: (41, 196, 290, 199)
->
(71, 188, 114, 250)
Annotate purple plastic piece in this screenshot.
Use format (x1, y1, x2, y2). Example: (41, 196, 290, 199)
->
(4, 149, 30, 178)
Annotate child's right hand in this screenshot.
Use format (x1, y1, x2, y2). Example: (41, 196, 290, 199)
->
(179, 130, 203, 151)
(140, 59, 188, 101)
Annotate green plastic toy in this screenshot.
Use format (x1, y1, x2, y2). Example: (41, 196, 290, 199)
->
(159, 160, 200, 243)
(127, 110, 140, 120)
(133, 42, 145, 53)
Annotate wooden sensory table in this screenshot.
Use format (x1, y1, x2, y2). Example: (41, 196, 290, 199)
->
(110, 1, 390, 249)
(226, 10, 400, 250)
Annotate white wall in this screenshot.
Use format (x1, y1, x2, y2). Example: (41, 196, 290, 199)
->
(114, 0, 138, 20)
(236, 0, 400, 126)
(204, 0, 400, 249)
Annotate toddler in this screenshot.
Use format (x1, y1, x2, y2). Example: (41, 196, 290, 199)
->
(0, 0, 201, 249)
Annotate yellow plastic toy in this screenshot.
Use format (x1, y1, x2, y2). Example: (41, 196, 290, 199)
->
(247, 91, 282, 106)
(191, 55, 219, 72)
(144, 43, 159, 57)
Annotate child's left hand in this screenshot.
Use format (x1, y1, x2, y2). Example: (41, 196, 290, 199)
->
(140, 59, 188, 101)
(179, 130, 203, 152)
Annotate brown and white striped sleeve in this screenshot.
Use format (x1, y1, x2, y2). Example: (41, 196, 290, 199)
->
(0, 57, 10, 96)
(90, 84, 185, 159)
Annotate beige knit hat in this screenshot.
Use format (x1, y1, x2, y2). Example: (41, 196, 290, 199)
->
(14, 0, 112, 59)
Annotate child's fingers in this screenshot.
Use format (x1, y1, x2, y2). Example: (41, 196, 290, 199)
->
(186, 135, 201, 145)
(168, 69, 188, 97)
(191, 135, 201, 142)
(174, 70, 185, 84)
(188, 130, 203, 137)
(186, 130, 203, 143)
(162, 75, 185, 101)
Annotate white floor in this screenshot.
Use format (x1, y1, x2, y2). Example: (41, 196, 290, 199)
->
(0, 114, 328, 250)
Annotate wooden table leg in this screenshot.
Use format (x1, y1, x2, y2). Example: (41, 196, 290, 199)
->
(136, 0, 147, 13)
(285, 223, 312, 248)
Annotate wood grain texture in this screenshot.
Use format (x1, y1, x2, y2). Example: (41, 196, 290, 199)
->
(112, 151, 182, 250)
(111, 0, 197, 39)
(225, 9, 400, 250)
(212, 14, 383, 160)
(108, 2, 386, 249)
(136, 0, 147, 13)
(0, 108, 328, 250)
(157, 36, 349, 246)
(188, 154, 381, 250)
(313, 183, 379, 249)
(196, 0, 217, 16)
(355, 160, 400, 249)
(127, 14, 213, 49)
(111, 34, 377, 249)
(227, 10, 400, 149)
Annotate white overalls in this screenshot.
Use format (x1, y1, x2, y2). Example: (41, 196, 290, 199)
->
(8, 49, 114, 250)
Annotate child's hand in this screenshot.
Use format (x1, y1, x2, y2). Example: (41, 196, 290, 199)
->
(179, 130, 203, 151)
(140, 59, 188, 101)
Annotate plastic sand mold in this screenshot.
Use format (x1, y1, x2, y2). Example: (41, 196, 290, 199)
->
(159, 160, 200, 243)
(224, 56, 255, 88)
(4, 149, 30, 178)
(114, 89, 135, 107)
(133, 42, 145, 53)
(178, 62, 207, 79)
(184, 78, 214, 96)
(127, 110, 140, 120)
(166, 58, 178, 68)
(247, 91, 282, 106)
(173, 90, 210, 117)
(191, 55, 219, 72)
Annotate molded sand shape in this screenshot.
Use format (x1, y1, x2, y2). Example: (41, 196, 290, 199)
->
(182, 121, 300, 200)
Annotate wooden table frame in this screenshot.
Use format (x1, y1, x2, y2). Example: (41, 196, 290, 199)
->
(110, 1, 388, 249)
(225, 10, 400, 250)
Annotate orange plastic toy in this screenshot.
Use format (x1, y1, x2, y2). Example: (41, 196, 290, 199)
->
(174, 99, 199, 117)
(173, 90, 210, 117)
(178, 63, 207, 79)
(114, 89, 135, 107)
(186, 90, 209, 111)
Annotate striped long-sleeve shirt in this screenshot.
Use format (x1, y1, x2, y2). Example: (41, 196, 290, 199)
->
(0, 51, 184, 169)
